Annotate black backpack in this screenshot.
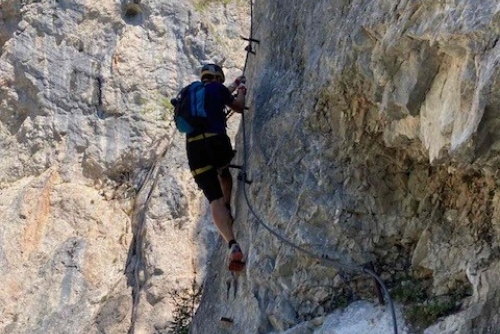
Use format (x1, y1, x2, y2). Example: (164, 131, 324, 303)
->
(171, 81, 208, 134)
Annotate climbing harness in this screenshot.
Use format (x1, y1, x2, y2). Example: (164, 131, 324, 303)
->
(187, 132, 218, 142)
(191, 164, 214, 177)
(231, 1, 399, 334)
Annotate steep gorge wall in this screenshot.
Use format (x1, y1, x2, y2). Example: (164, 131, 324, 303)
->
(193, 1, 500, 333)
(2, 0, 500, 333)
(0, 0, 249, 333)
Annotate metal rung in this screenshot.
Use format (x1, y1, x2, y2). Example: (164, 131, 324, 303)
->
(240, 36, 260, 43)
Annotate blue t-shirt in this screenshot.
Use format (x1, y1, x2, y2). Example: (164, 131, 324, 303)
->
(203, 82, 235, 134)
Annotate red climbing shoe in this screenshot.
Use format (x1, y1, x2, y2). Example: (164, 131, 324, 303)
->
(228, 243, 245, 272)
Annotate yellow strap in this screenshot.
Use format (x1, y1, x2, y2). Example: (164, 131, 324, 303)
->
(191, 165, 213, 176)
(187, 132, 218, 143)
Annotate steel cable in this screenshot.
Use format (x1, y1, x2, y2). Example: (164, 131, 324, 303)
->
(234, 1, 399, 333)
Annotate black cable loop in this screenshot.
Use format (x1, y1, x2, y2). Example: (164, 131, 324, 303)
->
(235, 1, 399, 333)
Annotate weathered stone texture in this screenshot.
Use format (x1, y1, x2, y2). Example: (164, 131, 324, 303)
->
(193, 1, 500, 333)
(3, 0, 500, 333)
(1, 0, 248, 333)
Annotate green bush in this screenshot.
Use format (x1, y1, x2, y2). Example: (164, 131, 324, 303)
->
(391, 279, 426, 304)
(406, 297, 458, 330)
(390, 273, 466, 331)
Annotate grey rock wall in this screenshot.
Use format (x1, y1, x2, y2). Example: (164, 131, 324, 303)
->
(3, 0, 500, 333)
(192, 1, 500, 333)
(0, 0, 249, 333)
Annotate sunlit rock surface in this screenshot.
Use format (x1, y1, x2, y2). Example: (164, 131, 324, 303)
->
(2, 0, 500, 334)
(0, 0, 248, 333)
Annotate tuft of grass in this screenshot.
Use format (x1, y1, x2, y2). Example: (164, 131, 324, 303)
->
(161, 97, 174, 113)
(331, 292, 351, 310)
(390, 272, 468, 331)
(406, 297, 458, 330)
(160, 96, 174, 121)
(391, 279, 427, 304)
(194, 0, 231, 12)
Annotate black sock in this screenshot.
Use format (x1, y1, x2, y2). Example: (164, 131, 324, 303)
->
(228, 239, 237, 248)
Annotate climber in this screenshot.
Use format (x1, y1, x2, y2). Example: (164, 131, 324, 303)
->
(185, 63, 247, 272)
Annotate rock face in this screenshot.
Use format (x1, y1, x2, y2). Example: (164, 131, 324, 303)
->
(192, 1, 500, 334)
(2, 0, 500, 334)
(0, 1, 249, 333)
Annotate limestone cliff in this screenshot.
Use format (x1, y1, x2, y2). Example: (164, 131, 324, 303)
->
(0, 0, 248, 333)
(1, 0, 500, 334)
(193, 1, 500, 334)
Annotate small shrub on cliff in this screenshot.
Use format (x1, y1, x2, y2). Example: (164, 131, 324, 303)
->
(391, 278, 427, 304)
(391, 272, 469, 331)
(167, 283, 203, 334)
(406, 296, 459, 330)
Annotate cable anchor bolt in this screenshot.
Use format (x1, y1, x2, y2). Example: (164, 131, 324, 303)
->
(235, 170, 252, 185)
(240, 36, 260, 55)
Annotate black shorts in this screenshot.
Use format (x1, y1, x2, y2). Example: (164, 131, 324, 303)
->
(186, 133, 235, 202)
